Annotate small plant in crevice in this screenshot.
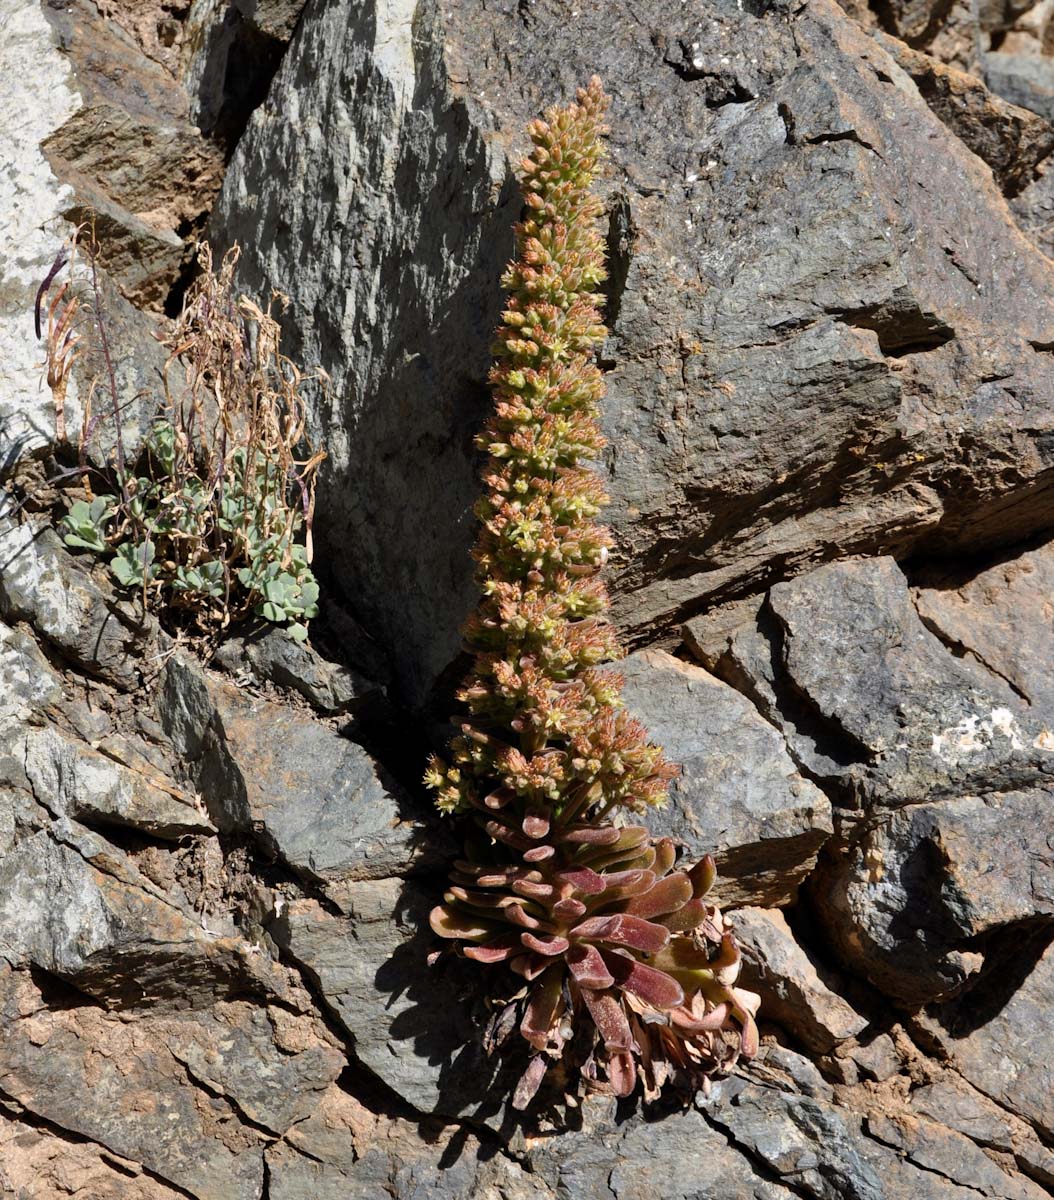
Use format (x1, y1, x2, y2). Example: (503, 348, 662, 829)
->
(425, 78, 759, 1110)
(38, 234, 326, 643)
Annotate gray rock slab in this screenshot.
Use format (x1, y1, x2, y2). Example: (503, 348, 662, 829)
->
(985, 51, 1054, 120)
(269, 877, 519, 1124)
(0, 823, 285, 1009)
(532, 1100, 798, 1200)
(910, 1077, 1017, 1153)
(814, 789, 1054, 1004)
(0, 512, 153, 690)
(162, 1000, 344, 1136)
(213, 626, 383, 713)
(865, 1112, 1049, 1200)
(732, 907, 868, 1053)
(617, 649, 833, 907)
(267, 1085, 543, 1200)
(916, 933, 1054, 1141)
(704, 1087, 1024, 1200)
(22, 724, 215, 839)
(159, 654, 449, 891)
(707, 557, 1054, 807)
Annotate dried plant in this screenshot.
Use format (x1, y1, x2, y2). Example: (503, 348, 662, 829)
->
(426, 78, 759, 1109)
(39, 236, 326, 641)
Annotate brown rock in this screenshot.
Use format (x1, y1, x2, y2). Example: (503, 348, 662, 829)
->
(42, 0, 225, 309)
(913, 538, 1054, 713)
(732, 907, 868, 1054)
(877, 37, 1054, 194)
(0, 1109, 186, 1200)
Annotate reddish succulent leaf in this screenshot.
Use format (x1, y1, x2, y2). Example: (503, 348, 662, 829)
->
(509, 952, 550, 981)
(523, 844, 555, 862)
(688, 854, 717, 899)
(558, 825, 622, 846)
(583, 844, 656, 875)
(504, 903, 544, 930)
(581, 987, 633, 1052)
(623, 872, 693, 919)
(603, 951, 684, 1010)
(658, 897, 711, 933)
(710, 932, 742, 983)
(596, 868, 650, 892)
(484, 820, 534, 850)
(482, 787, 515, 809)
(652, 837, 676, 876)
(553, 897, 587, 921)
(429, 906, 495, 942)
(464, 935, 521, 963)
(520, 965, 565, 1050)
(521, 932, 571, 956)
(553, 865, 606, 894)
(738, 1010, 760, 1058)
(567, 942, 615, 989)
(523, 810, 551, 838)
(512, 878, 557, 902)
(512, 1053, 549, 1110)
(670, 1001, 731, 1033)
(607, 1049, 637, 1098)
(572, 914, 670, 954)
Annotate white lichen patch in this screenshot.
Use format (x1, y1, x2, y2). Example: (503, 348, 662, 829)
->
(0, 0, 82, 467)
(931, 707, 1026, 762)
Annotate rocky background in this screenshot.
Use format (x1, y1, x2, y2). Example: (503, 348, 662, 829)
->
(2, 0, 1054, 1195)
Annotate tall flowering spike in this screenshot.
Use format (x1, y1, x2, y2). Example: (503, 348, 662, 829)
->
(426, 78, 759, 1109)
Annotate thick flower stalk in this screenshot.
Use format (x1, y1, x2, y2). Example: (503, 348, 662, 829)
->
(426, 78, 759, 1108)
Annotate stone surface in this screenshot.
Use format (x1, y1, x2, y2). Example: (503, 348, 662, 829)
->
(917, 932, 1054, 1141)
(5, 0, 1054, 1193)
(733, 907, 868, 1053)
(160, 655, 449, 888)
(0, 1107, 188, 1200)
(0, 966, 265, 1200)
(0, 509, 154, 689)
(617, 649, 833, 907)
(865, 1111, 1050, 1200)
(21, 724, 214, 839)
(0, 0, 83, 471)
(215, 0, 1054, 709)
(879, 37, 1054, 194)
(0, 822, 276, 1008)
(270, 877, 518, 1123)
(913, 539, 1054, 713)
(706, 1086, 1039, 1200)
(41, 0, 224, 309)
(266, 1084, 539, 1200)
(213, 624, 383, 712)
(985, 51, 1054, 121)
(694, 557, 1054, 807)
(815, 789, 1054, 1004)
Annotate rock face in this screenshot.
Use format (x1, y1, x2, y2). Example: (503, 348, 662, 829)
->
(214, 0, 1054, 711)
(3, 0, 1054, 1196)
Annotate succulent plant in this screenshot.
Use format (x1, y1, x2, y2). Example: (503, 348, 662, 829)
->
(110, 539, 156, 588)
(60, 496, 114, 552)
(426, 78, 759, 1109)
(47, 243, 325, 644)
